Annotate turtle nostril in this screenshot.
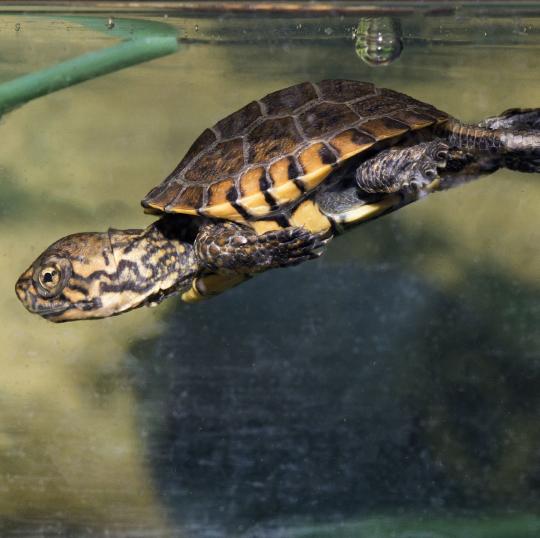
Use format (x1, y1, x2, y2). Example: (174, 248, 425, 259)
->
(15, 284, 24, 301)
(15, 275, 30, 302)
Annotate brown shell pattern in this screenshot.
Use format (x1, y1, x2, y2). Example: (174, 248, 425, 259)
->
(142, 80, 448, 220)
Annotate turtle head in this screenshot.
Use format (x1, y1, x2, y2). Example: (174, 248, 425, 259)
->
(16, 231, 134, 322)
(15, 226, 192, 322)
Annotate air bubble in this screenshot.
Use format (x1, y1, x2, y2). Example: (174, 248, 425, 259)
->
(355, 17, 403, 67)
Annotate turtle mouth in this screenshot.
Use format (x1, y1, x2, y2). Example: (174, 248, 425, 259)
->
(39, 305, 70, 317)
(40, 300, 100, 321)
(25, 303, 71, 322)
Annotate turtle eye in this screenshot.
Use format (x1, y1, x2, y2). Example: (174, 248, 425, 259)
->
(33, 257, 72, 298)
(39, 266, 60, 288)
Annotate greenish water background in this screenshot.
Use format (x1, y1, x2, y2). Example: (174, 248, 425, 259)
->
(0, 4, 539, 537)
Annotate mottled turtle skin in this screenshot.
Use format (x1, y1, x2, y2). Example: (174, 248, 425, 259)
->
(15, 80, 540, 322)
(143, 79, 448, 233)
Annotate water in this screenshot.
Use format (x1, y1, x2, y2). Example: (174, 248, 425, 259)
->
(0, 2, 539, 537)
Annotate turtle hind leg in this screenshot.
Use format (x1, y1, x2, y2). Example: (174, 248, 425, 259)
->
(479, 108, 540, 131)
(195, 221, 329, 274)
(315, 141, 449, 231)
(477, 108, 540, 173)
(355, 139, 449, 196)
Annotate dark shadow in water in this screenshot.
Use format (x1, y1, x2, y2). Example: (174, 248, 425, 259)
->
(127, 230, 540, 535)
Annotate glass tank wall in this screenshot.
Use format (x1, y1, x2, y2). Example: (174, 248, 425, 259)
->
(0, 2, 539, 537)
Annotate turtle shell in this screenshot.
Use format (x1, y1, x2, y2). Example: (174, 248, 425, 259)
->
(142, 80, 448, 221)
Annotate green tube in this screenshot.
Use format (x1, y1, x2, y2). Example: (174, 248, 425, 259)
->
(0, 17, 179, 114)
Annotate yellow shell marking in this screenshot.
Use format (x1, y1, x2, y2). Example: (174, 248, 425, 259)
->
(268, 158, 303, 205)
(182, 274, 249, 303)
(269, 179, 303, 206)
(335, 194, 401, 225)
(240, 192, 273, 217)
(251, 220, 284, 235)
(289, 200, 332, 234)
(329, 130, 374, 160)
(201, 202, 244, 220)
(145, 202, 198, 216)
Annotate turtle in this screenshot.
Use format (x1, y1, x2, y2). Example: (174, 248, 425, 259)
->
(15, 79, 539, 322)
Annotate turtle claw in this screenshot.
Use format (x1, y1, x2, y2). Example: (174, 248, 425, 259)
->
(426, 141, 449, 166)
(273, 229, 331, 268)
(400, 140, 449, 196)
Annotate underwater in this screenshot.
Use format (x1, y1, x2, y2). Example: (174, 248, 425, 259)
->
(0, 2, 539, 537)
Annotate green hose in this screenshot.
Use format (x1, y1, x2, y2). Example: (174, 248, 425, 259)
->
(0, 16, 179, 115)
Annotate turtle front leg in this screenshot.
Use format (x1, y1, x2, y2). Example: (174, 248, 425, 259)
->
(355, 140, 449, 197)
(195, 222, 330, 274)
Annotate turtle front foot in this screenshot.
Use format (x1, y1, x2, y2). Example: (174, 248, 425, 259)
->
(195, 222, 331, 274)
(405, 140, 449, 194)
(356, 140, 449, 197)
(252, 227, 331, 269)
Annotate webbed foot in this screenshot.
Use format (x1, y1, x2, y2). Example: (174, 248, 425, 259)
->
(356, 140, 449, 197)
(196, 222, 330, 274)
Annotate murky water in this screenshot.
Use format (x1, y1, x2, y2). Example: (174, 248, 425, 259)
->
(0, 3, 539, 537)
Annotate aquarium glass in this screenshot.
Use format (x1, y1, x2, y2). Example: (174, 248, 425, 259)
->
(0, 2, 539, 537)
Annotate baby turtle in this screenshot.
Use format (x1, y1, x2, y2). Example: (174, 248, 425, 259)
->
(16, 80, 539, 322)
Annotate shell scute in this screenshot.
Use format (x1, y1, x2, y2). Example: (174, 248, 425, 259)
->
(216, 100, 262, 138)
(350, 95, 403, 117)
(268, 157, 304, 205)
(297, 101, 359, 139)
(380, 88, 447, 121)
(208, 178, 236, 206)
(167, 185, 204, 212)
(260, 81, 318, 115)
(380, 88, 422, 105)
(142, 80, 449, 218)
(185, 138, 245, 183)
(247, 117, 303, 163)
(143, 181, 177, 212)
(389, 108, 438, 130)
(298, 142, 333, 179)
(358, 117, 410, 139)
(239, 167, 265, 197)
(329, 129, 375, 159)
(317, 79, 375, 102)
(269, 157, 294, 187)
